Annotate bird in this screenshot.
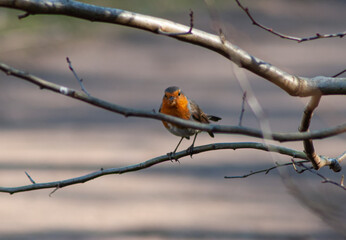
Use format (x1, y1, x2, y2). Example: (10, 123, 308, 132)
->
(159, 86, 221, 158)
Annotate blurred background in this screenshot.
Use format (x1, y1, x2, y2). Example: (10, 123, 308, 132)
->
(0, 0, 345, 239)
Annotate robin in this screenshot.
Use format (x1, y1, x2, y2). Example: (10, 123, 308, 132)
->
(159, 86, 221, 158)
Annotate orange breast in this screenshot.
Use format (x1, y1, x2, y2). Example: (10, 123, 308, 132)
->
(160, 97, 190, 120)
(160, 93, 198, 137)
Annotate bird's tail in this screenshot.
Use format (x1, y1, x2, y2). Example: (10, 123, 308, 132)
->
(207, 115, 222, 122)
(207, 115, 221, 137)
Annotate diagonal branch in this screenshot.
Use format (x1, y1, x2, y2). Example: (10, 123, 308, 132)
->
(299, 95, 342, 172)
(299, 95, 323, 169)
(238, 91, 247, 126)
(332, 69, 346, 78)
(0, 0, 345, 96)
(0, 142, 309, 194)
(66, 57, 90, 96)
(294, 161, 346, 191)
(235, 0, 346, 43)
(24, 171, 36, 184)
(1, 61, 345, 142)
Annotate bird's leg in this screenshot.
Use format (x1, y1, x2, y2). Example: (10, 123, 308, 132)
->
(167, 137, 184, 161)
(186, 133, 198, 158)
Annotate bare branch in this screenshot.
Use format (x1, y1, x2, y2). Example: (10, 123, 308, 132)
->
(1, 62, 345, 142)
(291, 158, 311, 174)
(1, 0, 345, 96)
(238, 91, 247, 126)
(49, 186, 59, 197)
(218, 28, 226, 44)
(158, 9, 194, 36)
(337, 151, 346, 164)
(297, 95, 342, 172)
(24, 171, 36, 184)
(326, 152, 345, 173)
(66, 57, 90, 96)
(0, 142, 309, 194)
(295, 162, 346, 191)
(332, 69, 346, 78)
(224, 160, 310, 179)
(18, 12, 30, 19)
(299, 95, 321, 133)
(235, 0, 346, 43)
(299, 95, 324, 170)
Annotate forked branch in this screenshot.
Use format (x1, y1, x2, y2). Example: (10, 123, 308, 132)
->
(0, 142, 311, 194)
(224, 160, 309, 179)
(299, 95, 342, 172)
(0, 1, 345, 194)
(293, 161, 346, 191)
(0, 0, 345, 96)
(1, 61, 345, 143)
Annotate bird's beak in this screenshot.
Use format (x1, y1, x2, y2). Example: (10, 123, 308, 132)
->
(169, 96, 176, 105)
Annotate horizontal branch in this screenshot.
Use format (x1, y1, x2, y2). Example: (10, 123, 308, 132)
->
(1, 0, 346, 96)
(0, 142, 308, 194)
(1, 62, 345, 142)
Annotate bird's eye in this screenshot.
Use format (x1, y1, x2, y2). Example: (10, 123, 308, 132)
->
(164, 94, 168, 99)
(178, 92, 181, 96)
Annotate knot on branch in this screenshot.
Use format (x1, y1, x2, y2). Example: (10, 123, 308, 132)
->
(329, 159, 342, 172)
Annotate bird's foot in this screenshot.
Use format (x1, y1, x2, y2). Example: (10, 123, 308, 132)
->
(167, 152, 180, 163)
(186, 145, 195, 158)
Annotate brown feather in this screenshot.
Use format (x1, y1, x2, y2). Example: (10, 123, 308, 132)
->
(190, 100, 210, 124)
(159, 87, 222, 139)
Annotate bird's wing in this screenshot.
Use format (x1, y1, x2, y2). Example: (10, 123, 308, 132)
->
(189, 99, 210, 124)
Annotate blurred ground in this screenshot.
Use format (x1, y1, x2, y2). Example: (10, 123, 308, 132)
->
(0, 1, 346, 239)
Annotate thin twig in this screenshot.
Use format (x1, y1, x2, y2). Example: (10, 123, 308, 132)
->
(238, 91, 247, 126)
(296, 162, 346, 191)
(18, 12, 30, 19)
(24, 171, 36, 184)
(291, 158, 311, 174)
(158, 9, 193, 36)
(224, 160, 309, 179)
(332, 69, 346, 78)
(235, 0, 346, 43)
(66, 57, 90, 96)
(219, 28, 226, 44)
(49, 186, 59, 197)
